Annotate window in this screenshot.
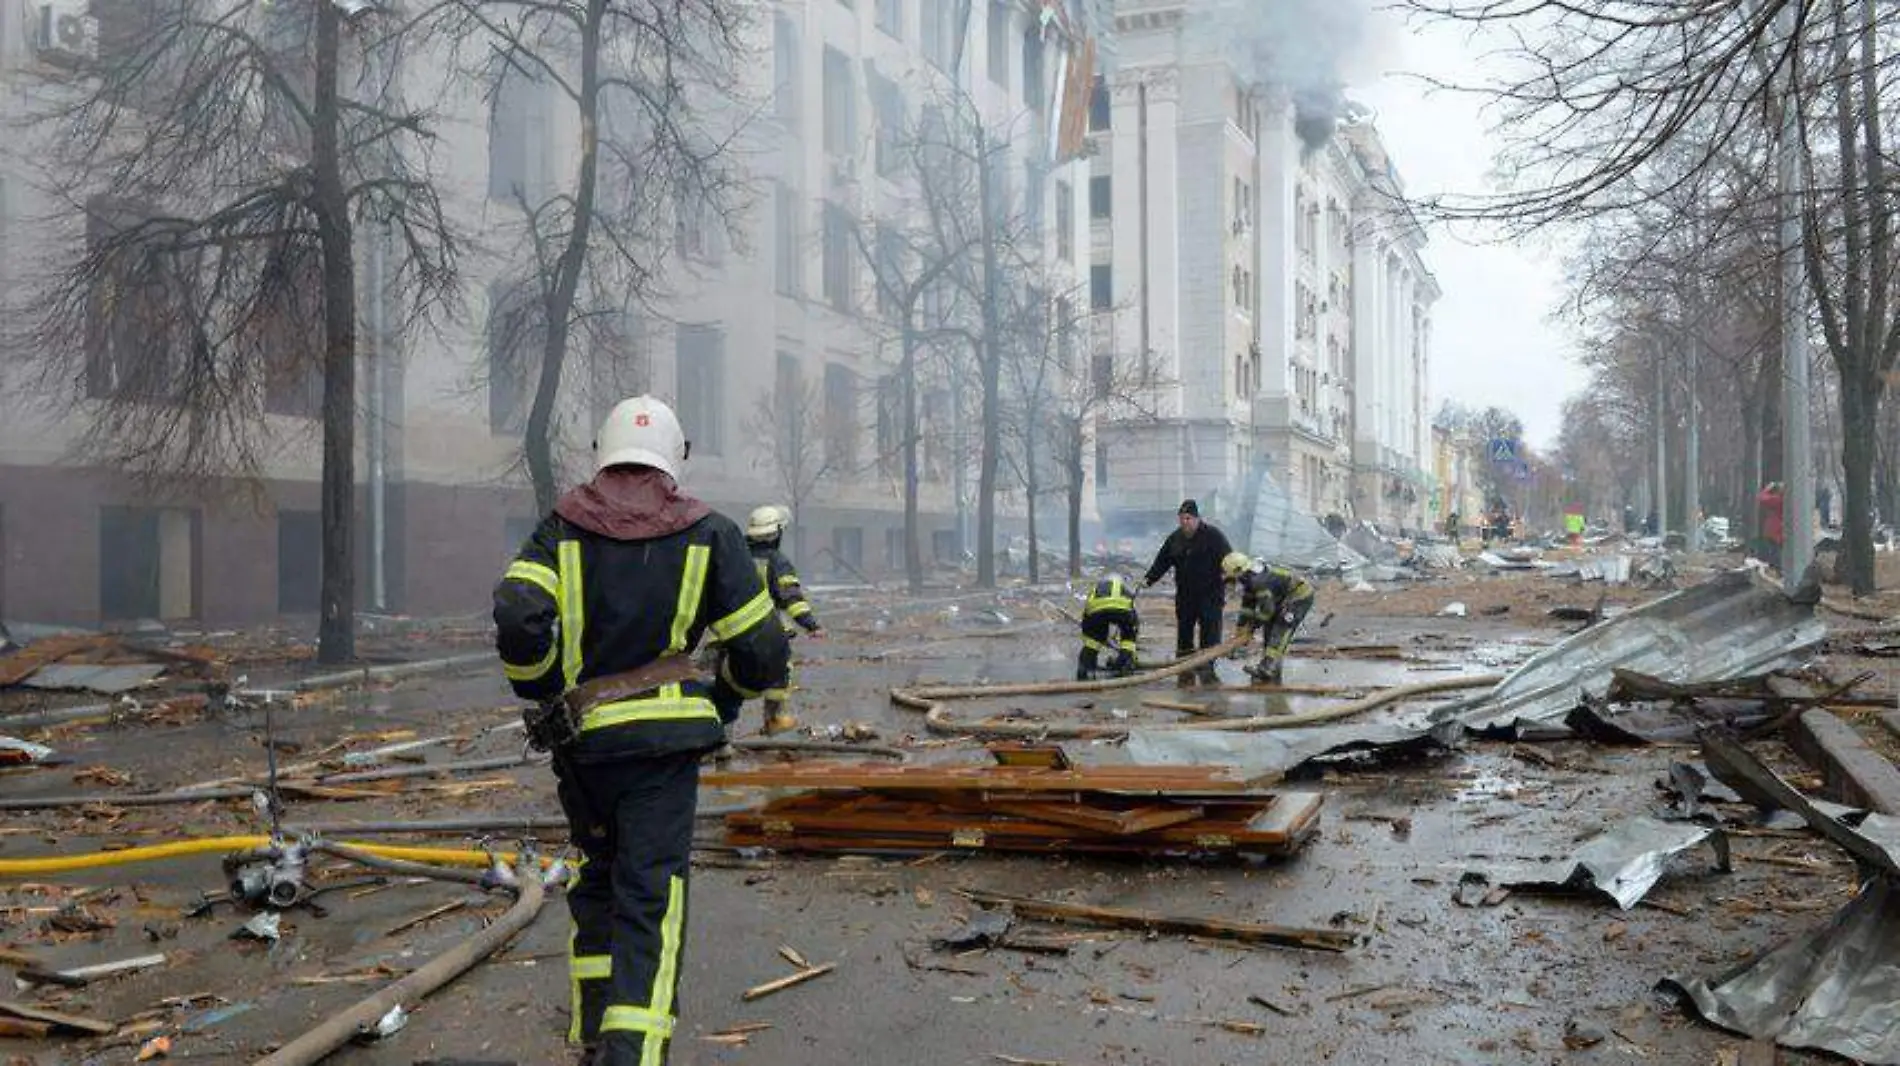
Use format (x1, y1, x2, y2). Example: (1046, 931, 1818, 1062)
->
(486, 278, 539, 433)
(822, 202, 854, 312)
(922, 1, 945, 70)
(1021, 24, 1045, 111)
(1091, 354, 1112, 399)
(489, 68, 555, 203)
(1233, 178, 1252, 232)
(773, 15, 799, 128)
(674, 191, 720, 263)
(85, 199, 188, 403)
(885, 527, 905, 571)
(1095, 438, 1109, 488)
(932, 528, 958, 562)
(824, 362, 858, 469)
(1055, 179, 1073, 261)
(1089, 264, 1112, 311)
(831, 526, 864, 572)
(875, 227, 904, 320)
(822, 46, 856, 157)
(586, 310, 649, 430)
(675, 324, 725, 457)
(1089, 175, 1111, 219)
(1088, 75, 1110, 131)
(871, 68, 904, 177)
(875, 374, 901, 477)
(775, 182, 802, 297)
(258, 247, 324, 418)
(277, 510, 320, 614)
(1055, 297, 1075, 371)
(877, 0, 902, 39)
(923, 389, 950, 481)
(987, 0, 1008, 87)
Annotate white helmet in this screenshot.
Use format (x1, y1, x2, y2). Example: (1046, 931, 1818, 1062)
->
(593, 395, 688, 480)
(1221, 551, 1256, 580)
(746, 505, 788, 542)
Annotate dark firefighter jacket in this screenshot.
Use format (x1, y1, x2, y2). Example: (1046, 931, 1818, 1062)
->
(493, 467, 790, 761)
(1081, 577, 1139, 654)
(1236, 564, 1316, 628)
(749, 542, 822, 634)
(1143, 523, 1235, 605)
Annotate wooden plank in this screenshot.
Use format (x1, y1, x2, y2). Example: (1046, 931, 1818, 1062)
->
(0, 635, 111, 687)
(705, 762, 1253, 794)
(0, 1018, 52, 1039)
(0, 1000, 117, 1035)
(918, 791, 1208, 836)
(740, 964, 834, 1001)
(958, 890, 1356, 953)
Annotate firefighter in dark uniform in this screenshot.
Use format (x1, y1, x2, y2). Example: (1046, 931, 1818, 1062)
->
(1223, 551, 1316, 684)
(744, 504, 825, 733)
(1143, 499, 1235, 685)
(494, 395, 790, 1066)
(1076, 575, 1140, 680)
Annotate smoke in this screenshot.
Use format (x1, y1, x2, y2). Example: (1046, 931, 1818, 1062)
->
(1187, 0, 1388, 153)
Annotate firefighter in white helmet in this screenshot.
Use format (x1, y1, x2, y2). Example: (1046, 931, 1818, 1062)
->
(494, 395, 788, 1066)
(1221, 551, 1316, 685)
(744, 504, 824, 734)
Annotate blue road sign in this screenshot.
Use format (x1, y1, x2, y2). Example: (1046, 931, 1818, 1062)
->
(1488, 437, 1519, 465)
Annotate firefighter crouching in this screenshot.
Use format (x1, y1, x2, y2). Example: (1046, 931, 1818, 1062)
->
(494, 395, 790, 1066)
(1077, 576, 1140, 681)
(1222, 552, 1316, 685)
(745, 504, 825, 734)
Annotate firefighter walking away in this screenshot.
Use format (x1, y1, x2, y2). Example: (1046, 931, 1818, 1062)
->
(1077, 575, 1140, 680)
(1223, 552, 1316, 684)
(493, 395, 790, 1066)
(745, 504, 826, 734)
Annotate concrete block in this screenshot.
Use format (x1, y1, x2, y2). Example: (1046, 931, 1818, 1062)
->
(1791, 709, 1900, 815)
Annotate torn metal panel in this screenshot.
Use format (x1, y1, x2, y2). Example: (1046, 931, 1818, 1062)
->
(0, 735, 55, 766)
(1240, 471, 1366, 573)
(1666, 874, 1900, 1064)
(19, 663, 166, 694)
(1702, 731, 1900, 877)
(1565, 700, 1778, 746)
(1436, 571, 1826, 733)
(1123, 720, 1466, 781)
(1487, 817, 1730, 910)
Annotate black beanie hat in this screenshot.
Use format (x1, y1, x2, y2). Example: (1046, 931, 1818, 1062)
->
(1178, 499, 1199, 517)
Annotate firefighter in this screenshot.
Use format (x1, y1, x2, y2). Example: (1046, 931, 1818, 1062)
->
(494, 395, 789, 1066)
(1222, 551, 1316, 684)
(1077, 575, 1140, 681)
(745, 504, 825, 733)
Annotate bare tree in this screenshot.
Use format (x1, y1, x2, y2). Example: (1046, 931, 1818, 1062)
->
(742, 373, 839, 564)
(442, 0, 751, 513)
(21, 1, 458, 662)
(1400, 0, 1900, 593)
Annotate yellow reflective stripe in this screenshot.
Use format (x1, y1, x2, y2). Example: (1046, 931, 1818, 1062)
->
(1081, 635, 1109, 653)
(777, 574, 801, 588)
(644, 874, 687, 1066)
(669, 544, 711, 653)
(568, 922, 585, 1044)
(558, 541, 584, 689)
(571, 955, 612, 981)
(761, 688, 790, 702)
(603, 1004, 676, 1039)
(1118, 637, 1140, 651)
(710, 588, 772, 641)
(581, 685, 721, 731)
(504, 559, 559, 600)
(787, 600, 813, 618)
(503, 641, 559, 682)
(719, 658, 761, 700)
(1087, 595, 1133, 614)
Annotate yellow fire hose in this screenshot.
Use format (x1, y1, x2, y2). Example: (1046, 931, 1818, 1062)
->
(0, 837, 547, 878)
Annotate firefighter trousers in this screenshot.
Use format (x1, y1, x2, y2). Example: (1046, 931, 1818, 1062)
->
(555, 749, 700, 1066)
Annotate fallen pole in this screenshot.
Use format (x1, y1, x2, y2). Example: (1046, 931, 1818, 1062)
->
(252, 860, 546, 1066)
(732, 738, 907, 760)
(958, 889, 1357, 953)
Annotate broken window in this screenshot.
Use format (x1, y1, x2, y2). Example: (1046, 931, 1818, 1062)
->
(824, 361, 858, 470)
(987, 0, 1008, 88)
(822, 45, 856, 157)
(1089, 263, 1111, 311)
(775, 181, 803, 297)
(773, 14, 800, 128)
(831, 525, 864, 571)
(277, 509, 320, 614)
(1090, 175, 1111, 219)
(1088, 75, 1110, 131)
(1091, 354, 1112, 400)
(675, 323, 724, 457)
(875, 226, 904, 321)
(488, 65, 556, 205)
(485, 277, 539, 434)
(822, 202, 854, 312)
(875, 373, 901, 478)
(871, 67, 904, 178)
(1021, 22, 1044, 112)
(85, 198, 190, 404)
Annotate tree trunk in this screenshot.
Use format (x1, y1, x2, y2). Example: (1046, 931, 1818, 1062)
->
(976, 126, 1002, 588)
(901, 324, 924, 594)
(313, 2, 357, 665)
(524, 0, 608, 515)
(1024, 432, 1040, 585)
(1839, 369, 1881, 593)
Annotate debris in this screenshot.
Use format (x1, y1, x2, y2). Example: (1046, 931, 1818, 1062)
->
(1453, 872, 1509, 908)
(0, 1018, 51, 1039)
(1438, 602, 1468, 618)
(1562, 1018, 1609, 1049)
(957, 890, 1357, 953)
(741, 963, 836, 1001)
(1666, 874, 1900, 1062)
(18, 952, 167, 988)
(1438, 571, 1827, 734)
(1247, 993, 1301, 1016)
(361, 1004, 408, 1040)
(1485, 817, 1730, 910)
(991, 1056, 1066, 1066)
(21, 663, 167, 694)
(180, 1002, 257, 1032)
(46, 906, 114, 934)
(933, 909, 1014, 951)
(0, 1000, 117, 1036)
(385, 900, 467, 938)
(134, 1035, 172, 1061)
(0, 736, 56, 767)
(777, 945, 810, 969)
(233, 913, 282, 942)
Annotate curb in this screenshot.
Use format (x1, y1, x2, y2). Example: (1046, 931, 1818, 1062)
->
(1789, 709, 1900, 815)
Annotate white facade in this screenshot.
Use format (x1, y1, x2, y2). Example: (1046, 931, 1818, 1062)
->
(1091, 0, 1438, 542)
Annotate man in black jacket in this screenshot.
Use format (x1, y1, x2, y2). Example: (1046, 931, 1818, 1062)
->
(494, 396, 789, 1066)
(1142, 499, 1234, 685)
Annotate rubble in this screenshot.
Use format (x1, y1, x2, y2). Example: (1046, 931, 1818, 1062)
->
(1481, 817, 1731, 910)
